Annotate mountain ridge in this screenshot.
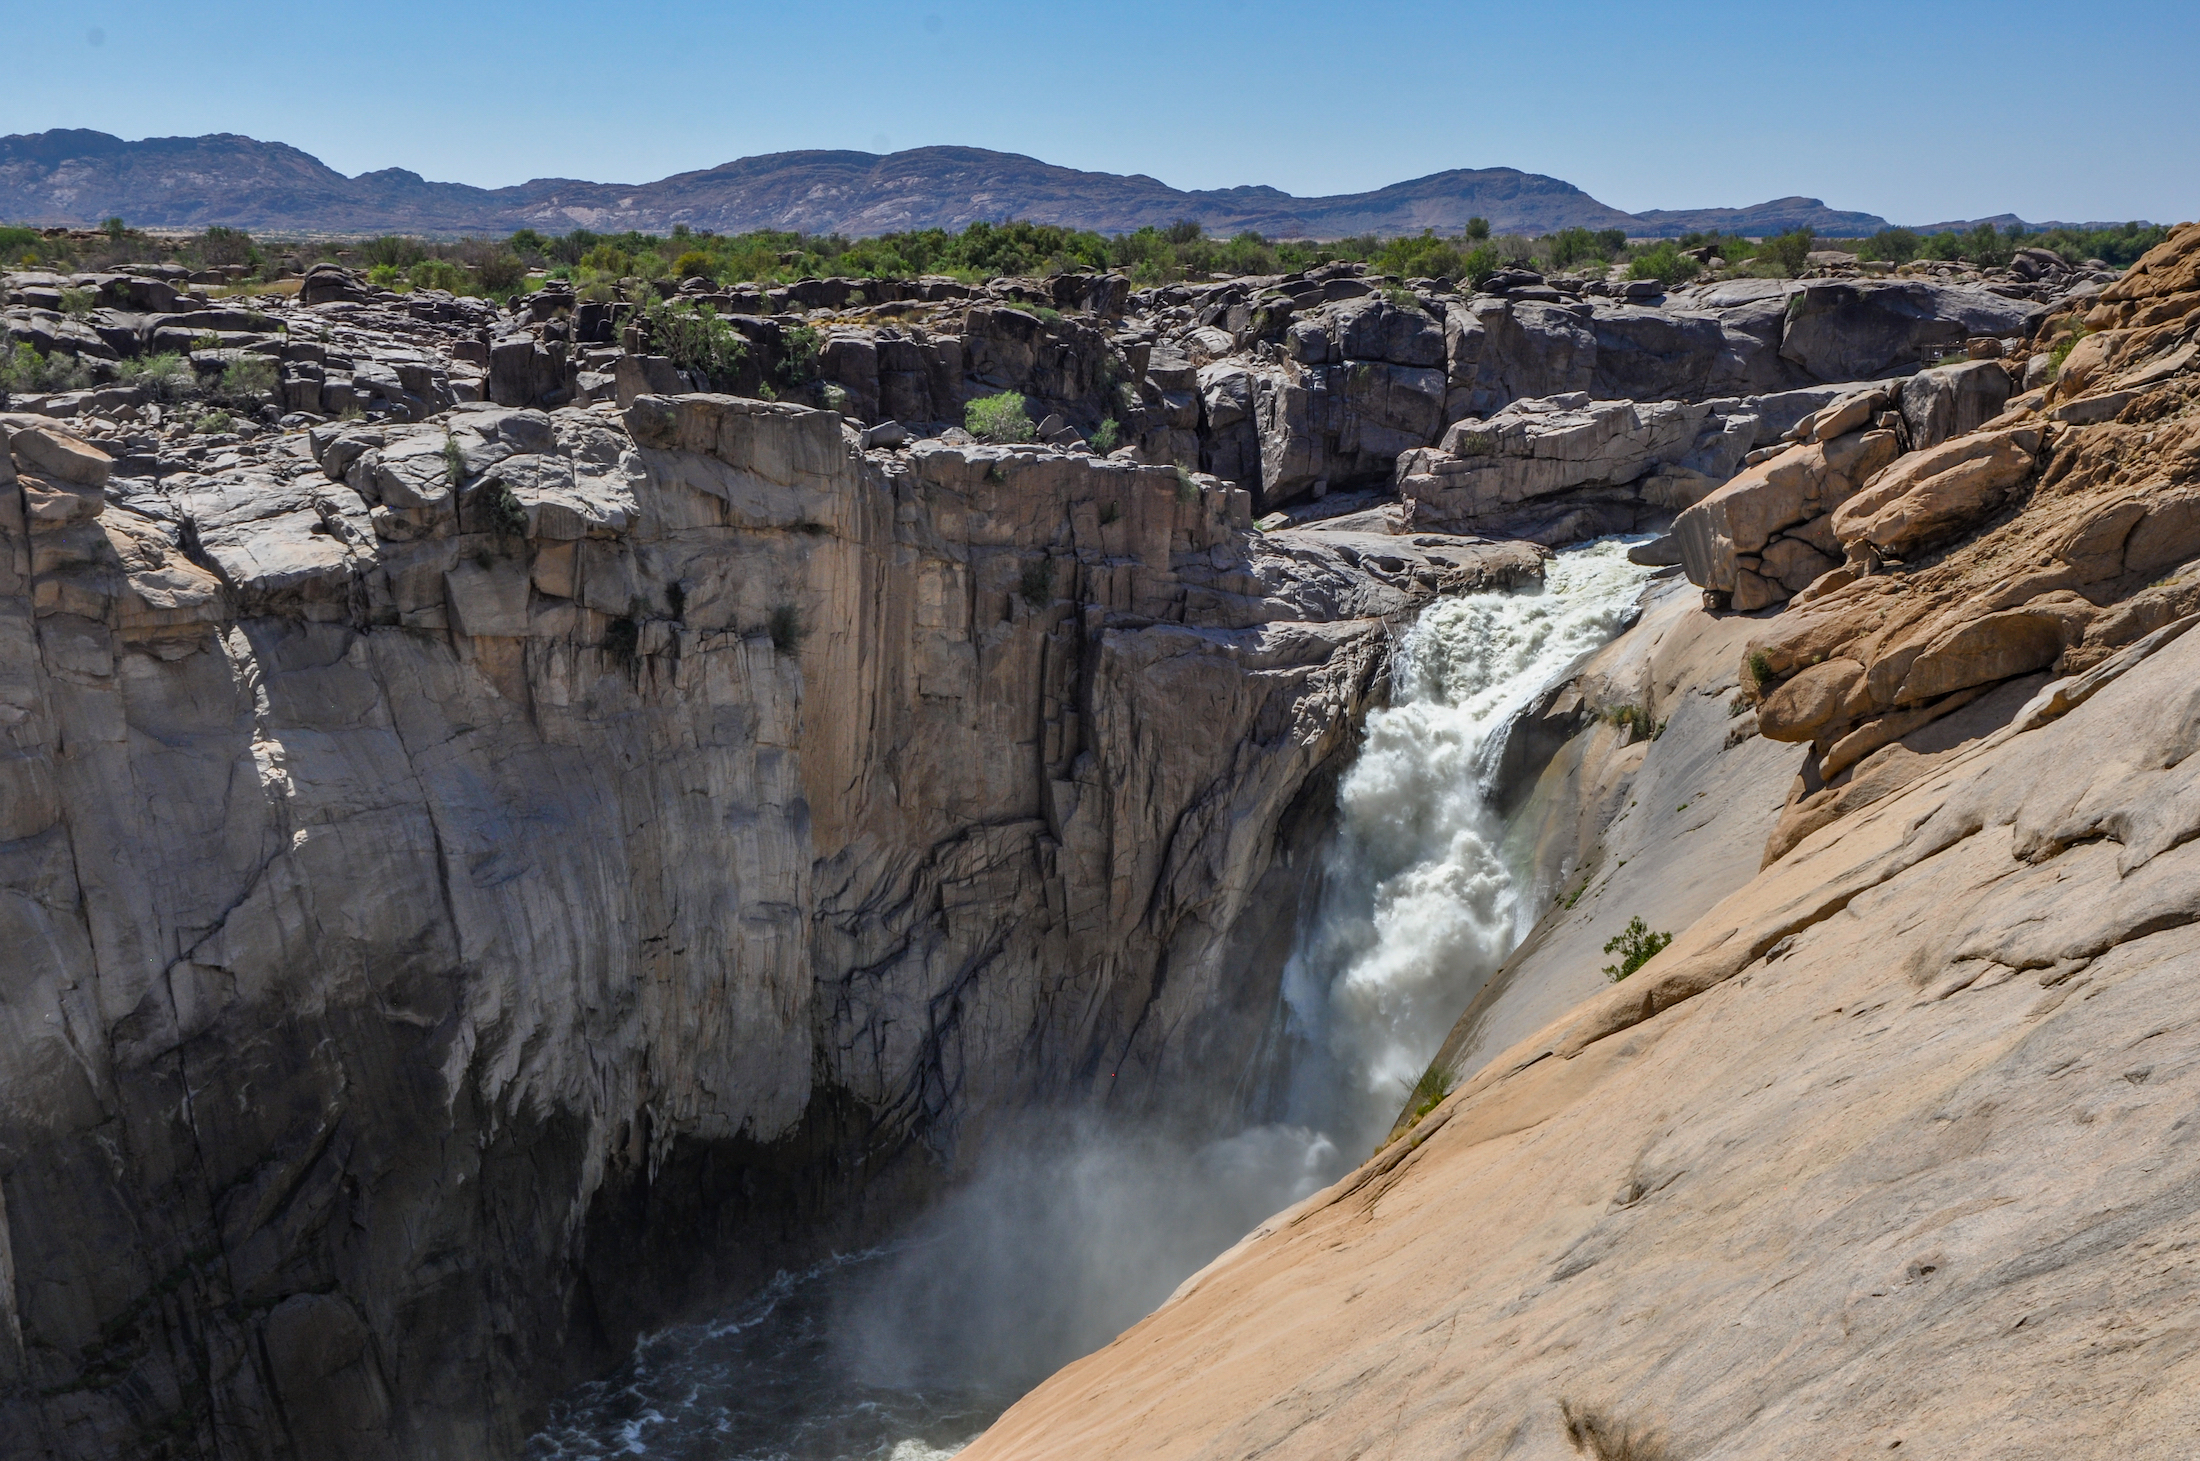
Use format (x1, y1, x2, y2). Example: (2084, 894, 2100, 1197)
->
(1, 129, 1878, 239)
(0, 129, 2118, 241)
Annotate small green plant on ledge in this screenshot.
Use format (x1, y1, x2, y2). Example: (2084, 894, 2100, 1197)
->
(1602, 916, 1672, 982)
(1090, 417, 1121, 453)
(1174, 465, 1200, 504)
(1398, 1056, 1459, 1128)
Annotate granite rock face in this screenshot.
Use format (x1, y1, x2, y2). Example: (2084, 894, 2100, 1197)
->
(954, 226, 2200, 1461)
(0, 397, 1537, 1460)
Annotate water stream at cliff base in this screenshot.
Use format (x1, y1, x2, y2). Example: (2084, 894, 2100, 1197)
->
(528, 538, 1654, 1460)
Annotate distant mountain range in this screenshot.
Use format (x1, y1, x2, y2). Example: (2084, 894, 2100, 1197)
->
(0, 130, 2138, 242)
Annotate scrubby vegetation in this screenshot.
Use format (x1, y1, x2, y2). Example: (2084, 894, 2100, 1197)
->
(637, 296, 746, 388)
(966, 391, 1036, 443)
(1558, 1398, 1673, 1461)
(1855, 219, 2167, 268)
(1602, 917, 1673, 982)
(1398, 1056, 1461, 1128)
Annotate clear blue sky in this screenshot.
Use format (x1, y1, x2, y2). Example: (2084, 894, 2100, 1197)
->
(17, 0, 2197, 227)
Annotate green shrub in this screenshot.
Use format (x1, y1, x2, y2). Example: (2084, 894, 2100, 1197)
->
(474, 253, 528, 296)
(1381, 283, 1423, 310)
(366, 263, 406, 291)
(777, 324, 822, 385)
(1602, 916, 1673, 982)
(1856, 227, 1921, 264)
(672, 250, 715, 279)
(1464, 216, 1491, 241)
(640, 297, 747, 388)
(1174, 465, 1200, 503)
(966, 390, 1036, 443)
(768, 603, 805, 656)
(1758, 228, 1816, 277)
(195, 226, 257, 267)
(194, 408, 234, 435)
(820, 382, 850, 414)
(116, 352, 194, 403)
(486, 482, 528, 539)
(409, 258, 469, 294)
(1398, 1056, 1459, 1127)
(443, 435, 469, 486)
(1544, 226, 1628, 270)
(1626, 242, 1700, 286)
(1090, 417, 1120, 453)
(0, 343, 92, 393)
(216, 356, 277, 403)
(1746, 649, 1775, 689)
(58, 287, 95, 318)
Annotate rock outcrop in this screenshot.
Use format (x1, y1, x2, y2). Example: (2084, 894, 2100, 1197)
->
(954, 220, 2200, 1461)
(0, 391, 1538, 1459)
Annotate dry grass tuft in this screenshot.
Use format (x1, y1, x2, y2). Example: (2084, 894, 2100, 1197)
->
(1558, 1398, 1674, 1461)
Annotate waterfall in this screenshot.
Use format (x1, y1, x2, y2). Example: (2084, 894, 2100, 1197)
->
(529, 537, 1656, 1459)
(1282, 537, 1656, 1149)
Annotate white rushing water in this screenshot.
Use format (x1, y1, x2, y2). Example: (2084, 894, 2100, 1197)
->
(1283, 536, 1656, 1147)
(531, 537, 1655, 1459)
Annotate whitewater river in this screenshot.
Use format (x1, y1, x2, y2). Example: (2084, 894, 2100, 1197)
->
(529, 538, 1656, 1460)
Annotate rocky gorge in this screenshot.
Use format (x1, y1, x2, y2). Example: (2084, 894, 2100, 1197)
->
(0, 213, 2188, 1461)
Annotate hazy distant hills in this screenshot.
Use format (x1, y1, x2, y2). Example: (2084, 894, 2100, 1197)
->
(0, 130, 2115, 241)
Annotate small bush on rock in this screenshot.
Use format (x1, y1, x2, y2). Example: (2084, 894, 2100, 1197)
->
(216, 356, 277, 405)
(487, 483, 528, 539)
(778, 324, 822, 386)
(966, 391, 1036, 443)
(1602, 917, 1672, 982)
(1019, 558, 1054, 607)
(1398, 1057, 1459, 1128)
(1090, 417, 1120, 453)
(641, 297, 746, 388)
(1758, 228, 1816, 277)
(58, 287, 95, 318)
(1558, 1398, 1672, 1461)
(672, 250, 715, 279)
(409, 258, 469, 294)
(117, 352, 193, 403)
(0, 343, 92, 394)
(1626, 242, 1700, 286)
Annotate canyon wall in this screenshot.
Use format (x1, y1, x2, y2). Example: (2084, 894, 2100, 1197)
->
(0, 394, 1534, 1459)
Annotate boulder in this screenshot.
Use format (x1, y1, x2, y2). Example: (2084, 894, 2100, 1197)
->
(1674, 429, 1899, 599)
(1898, 360, 2014, 450)
(1397, 394, 1712, 534)
(9, 423, 111, 488)
(1829, 426, 2042, 559)
(1778, 281, 2043, 382)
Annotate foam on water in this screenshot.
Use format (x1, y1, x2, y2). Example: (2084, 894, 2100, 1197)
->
(1282, 536, 1655, 1147)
